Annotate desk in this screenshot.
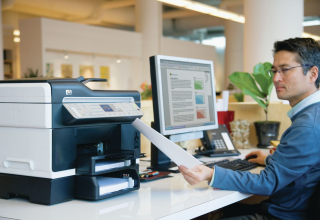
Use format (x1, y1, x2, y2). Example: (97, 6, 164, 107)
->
(0, 149, 267, 220)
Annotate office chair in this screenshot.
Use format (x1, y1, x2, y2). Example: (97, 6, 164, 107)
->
(307, 183, 320, 220)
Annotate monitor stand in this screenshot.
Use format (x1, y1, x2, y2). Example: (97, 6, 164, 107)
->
(147, 122, 179, 173)
(148, 141, 179, 173)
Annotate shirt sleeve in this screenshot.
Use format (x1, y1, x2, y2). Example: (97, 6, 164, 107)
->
(208, 166, 216, 186)
(265, 154, 272, 165)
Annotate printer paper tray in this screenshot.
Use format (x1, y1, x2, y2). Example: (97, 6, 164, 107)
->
(77, 154, 138, 175)
(75, 168, 139, 201)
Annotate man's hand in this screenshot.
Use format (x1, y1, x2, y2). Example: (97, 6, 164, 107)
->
(245, 151, 268, 165)
(179, 165, 214, 185)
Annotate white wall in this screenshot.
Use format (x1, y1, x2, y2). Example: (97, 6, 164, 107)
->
(243, 0, 303, 101)
(19, 17, 219, 91)
(20, 17, 143, 90)
(41, 18, 142, 58)
(45, 50, 134, 90)
(161, 37, 221, 90)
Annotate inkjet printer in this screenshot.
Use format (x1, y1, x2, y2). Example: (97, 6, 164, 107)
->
(0, 77, 143, 205)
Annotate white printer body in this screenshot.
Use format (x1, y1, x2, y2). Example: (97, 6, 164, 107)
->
(0, 77, 143, 204)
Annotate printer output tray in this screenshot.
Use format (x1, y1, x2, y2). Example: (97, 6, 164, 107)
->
(75, 167, 139, 200)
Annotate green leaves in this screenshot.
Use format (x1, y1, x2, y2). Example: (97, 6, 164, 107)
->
(24, 68, 39, 78)
(253, 62, 273, 104)
(229, 71, 264, 97)
(233, 93, 244, 102)
(228, 62, 273, 110)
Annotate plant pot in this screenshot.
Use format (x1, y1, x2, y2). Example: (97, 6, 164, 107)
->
(254, 121, 280, 148)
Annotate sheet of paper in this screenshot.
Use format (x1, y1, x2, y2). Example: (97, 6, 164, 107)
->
(132, 118, 202, 169)
(97, 177, 129, 195)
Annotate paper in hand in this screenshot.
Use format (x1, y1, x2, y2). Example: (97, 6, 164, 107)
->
(131, 118, 202, 169)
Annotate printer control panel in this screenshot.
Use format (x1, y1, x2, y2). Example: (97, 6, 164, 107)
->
(63, 102, 143, 119)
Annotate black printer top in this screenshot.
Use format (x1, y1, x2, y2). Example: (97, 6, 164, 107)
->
(0, 76, 89, 84)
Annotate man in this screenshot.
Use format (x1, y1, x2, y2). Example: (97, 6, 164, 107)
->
(179, 38, 320, 220)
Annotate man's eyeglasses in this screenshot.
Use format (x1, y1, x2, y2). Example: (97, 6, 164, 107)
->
(268, 65, 313, 77)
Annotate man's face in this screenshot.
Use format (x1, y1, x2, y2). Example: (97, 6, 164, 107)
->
(272, 50, 314, 107)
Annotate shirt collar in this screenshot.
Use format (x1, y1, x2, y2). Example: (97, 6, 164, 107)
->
(287, 90, 320, 119)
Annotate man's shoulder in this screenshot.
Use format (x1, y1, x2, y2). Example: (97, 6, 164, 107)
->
(291, 102, 320, 128)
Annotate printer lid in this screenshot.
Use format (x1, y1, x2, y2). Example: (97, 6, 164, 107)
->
(0, 77, 87, 103)
(0, 82, 51, 103)
(0, 77, 140, 104)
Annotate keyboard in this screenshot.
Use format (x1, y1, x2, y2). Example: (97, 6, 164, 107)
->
(205, 159, 258, 171)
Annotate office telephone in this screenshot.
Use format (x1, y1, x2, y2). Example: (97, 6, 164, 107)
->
(198, 124, 240, 157)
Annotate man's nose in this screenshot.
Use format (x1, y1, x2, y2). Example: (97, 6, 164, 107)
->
(273, 70, 282, 82)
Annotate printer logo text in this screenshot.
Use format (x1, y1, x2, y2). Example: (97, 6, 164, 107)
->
(11, 109, 20, 118)
(66, 90, 72, 95)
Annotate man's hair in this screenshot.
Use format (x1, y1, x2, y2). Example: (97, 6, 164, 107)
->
(273, 38, 320, 88)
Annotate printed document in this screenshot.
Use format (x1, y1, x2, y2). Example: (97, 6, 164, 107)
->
(132, 118, 202, 169)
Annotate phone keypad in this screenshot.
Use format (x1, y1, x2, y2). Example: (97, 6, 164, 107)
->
(212, 136, 227, 150)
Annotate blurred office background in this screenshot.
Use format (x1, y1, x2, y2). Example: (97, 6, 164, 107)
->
(1, 0, 319, 94)
(1, 0, 319, 154)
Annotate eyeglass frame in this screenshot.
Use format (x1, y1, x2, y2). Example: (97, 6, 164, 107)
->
(267, 65, 313, 77)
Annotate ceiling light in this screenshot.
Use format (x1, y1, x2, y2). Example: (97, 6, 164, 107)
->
(159, 0, 191, 7)
(13, 37, 20, 42)
(303, 20, 320, 26)
(185, 2, 215, 14)
(302, 32, 320, 41)
(116, 59, 121, 64)
(13, 30, 20, 36)
(64, 51, 69, 59)
(158, 0, 245, 23)
(303, 16, 320, 27)
(202, 36, 226, 49)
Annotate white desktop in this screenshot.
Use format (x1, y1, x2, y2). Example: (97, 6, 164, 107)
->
(0, 149, 267, 220)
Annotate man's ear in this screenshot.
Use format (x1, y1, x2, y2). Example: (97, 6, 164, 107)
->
(309, 66, 319, 85)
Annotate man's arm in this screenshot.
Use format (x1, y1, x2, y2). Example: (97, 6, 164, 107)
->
(179, 150, 268, 186)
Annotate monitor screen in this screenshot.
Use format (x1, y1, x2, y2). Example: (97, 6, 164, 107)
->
(150, 55, 218, 137)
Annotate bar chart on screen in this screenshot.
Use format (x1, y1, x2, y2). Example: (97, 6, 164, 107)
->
(195, 93, 205, 104)
(197, 108, 206, 119)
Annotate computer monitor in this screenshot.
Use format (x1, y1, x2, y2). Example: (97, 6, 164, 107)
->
(149, 55, 218, 170)
(150, 55, 218, 139)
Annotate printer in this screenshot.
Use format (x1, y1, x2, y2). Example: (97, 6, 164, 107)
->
(0, 77, 143, 205)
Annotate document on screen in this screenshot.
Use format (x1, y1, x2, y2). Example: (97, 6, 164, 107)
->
(132, 118, 202, 169)
(166, 69, 211, 128)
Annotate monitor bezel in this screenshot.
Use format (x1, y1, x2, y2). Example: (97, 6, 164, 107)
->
(151, 55, 219, 136)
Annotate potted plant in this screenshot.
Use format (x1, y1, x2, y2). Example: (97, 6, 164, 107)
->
(24, 68, 39, 78)
(229, 62, 280, 148)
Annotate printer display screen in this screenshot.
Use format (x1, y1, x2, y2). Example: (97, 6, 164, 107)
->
(100, 104, 114, 112)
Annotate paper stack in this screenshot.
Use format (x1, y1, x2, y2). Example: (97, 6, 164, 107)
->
(95, 160, 130, 172)
(216, 90, 229, 111)
(97, 177, 132, 196)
